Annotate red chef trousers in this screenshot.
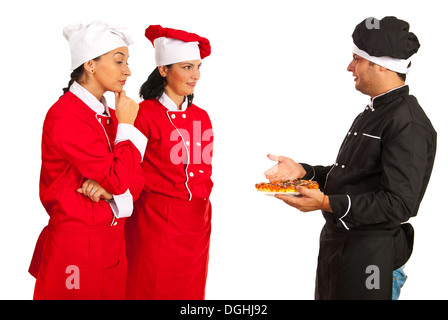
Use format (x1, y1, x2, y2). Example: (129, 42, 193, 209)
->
(125, 191, 211, 299)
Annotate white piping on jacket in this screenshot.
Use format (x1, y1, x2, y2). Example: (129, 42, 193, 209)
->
(166, 110, 193, 201)
(339, 195, 351, 230)
(362, 133, 381, 140)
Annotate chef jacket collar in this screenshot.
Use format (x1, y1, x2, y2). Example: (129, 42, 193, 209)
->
(368, 84, 408, 111)
(158, 92, 188, 111)
(69, 81, 110, 116)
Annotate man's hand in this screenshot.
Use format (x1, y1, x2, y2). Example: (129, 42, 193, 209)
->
(275, 186, 331, 213)
(77, 179, 113, 203)
(264, 154, 306, 182)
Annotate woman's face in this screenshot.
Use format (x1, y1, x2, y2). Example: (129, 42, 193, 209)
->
(89, 46, 131, 94)
(159, 60, 202, 99)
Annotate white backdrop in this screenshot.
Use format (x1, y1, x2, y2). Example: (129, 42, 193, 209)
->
(1, 0, 446, 300)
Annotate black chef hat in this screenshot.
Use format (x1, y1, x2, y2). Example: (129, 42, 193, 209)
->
(352, 16, 420, 73)
(352, 16, 420, 59)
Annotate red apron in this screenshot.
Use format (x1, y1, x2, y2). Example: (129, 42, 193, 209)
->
(126, 192, 211, 299)
(31, 221, 127, 300)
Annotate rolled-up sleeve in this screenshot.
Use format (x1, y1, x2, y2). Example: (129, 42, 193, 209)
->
(115, 123, 148, 161)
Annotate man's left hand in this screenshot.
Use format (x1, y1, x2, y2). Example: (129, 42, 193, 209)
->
(275, 186, 329, 212)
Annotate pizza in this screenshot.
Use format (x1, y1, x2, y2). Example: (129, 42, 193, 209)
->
(255, 179, 319, 193)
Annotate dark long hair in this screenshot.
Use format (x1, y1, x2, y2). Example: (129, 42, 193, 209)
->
(62, 57, 101, 95)
(139, 66, 194, 106)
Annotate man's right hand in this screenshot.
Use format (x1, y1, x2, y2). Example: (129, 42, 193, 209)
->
(264, 154, 306, 182)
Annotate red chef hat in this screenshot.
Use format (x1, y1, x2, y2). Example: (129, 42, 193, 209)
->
(145, 25, 211, 66)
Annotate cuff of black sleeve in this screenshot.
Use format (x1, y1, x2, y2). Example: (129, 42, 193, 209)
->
(300, 163, 315, 180)
(328, 194, 351, 230)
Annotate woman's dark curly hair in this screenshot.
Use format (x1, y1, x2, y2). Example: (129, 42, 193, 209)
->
(139, 66, 194, 106)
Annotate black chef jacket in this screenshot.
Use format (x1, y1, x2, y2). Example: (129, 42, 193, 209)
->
(302, 85, 437, 299)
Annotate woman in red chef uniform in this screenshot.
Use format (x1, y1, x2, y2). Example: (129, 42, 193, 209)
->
(28, 21, 147, 300)
(125, 25, 213, 300)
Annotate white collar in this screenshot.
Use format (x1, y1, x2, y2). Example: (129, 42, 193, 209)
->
(158, 92, 188, 111)
(69, 81, 110, 116)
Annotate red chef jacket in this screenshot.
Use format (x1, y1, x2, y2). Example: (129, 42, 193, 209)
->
(136, 93, 213, 200)
(29, 82, 147, 300)
(125, 93, 213, 299)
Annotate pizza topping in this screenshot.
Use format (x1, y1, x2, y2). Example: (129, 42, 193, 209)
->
(255, 179, 319, 193)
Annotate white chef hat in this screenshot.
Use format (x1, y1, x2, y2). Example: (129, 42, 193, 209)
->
(153, 37, 201, 66)
(63, 20, 133, 71)
(145, 25, 211, 66)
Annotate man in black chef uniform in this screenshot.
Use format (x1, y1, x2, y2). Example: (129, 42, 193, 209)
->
(265, 16, 437, 299)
